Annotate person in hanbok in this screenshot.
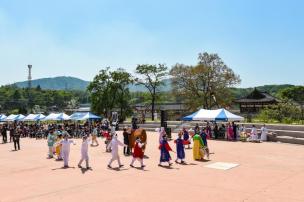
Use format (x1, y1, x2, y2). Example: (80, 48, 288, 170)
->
(194, 124, 200, 135)
(174, 131, 185, 164)
(61, 133, 75, 168)
(55, 133, 63, 160)
(107, 134, 126, 169)
(159, 135, 173, 166)
(47, 129, 56, 158)
(260, 124, 268, 141)
(239, 124, 247, 141)
(206, 122, 212, 139)
(183, 127, 191, 149)
(91, 127, 99, 146)
(130, 137, 145, 168)
(227, 123, 234, 141)
(192, 133, 204, 160)
(78, 135, 91, 169)
(158, 127, 166, 143)
(249, 125, 258, 142)
(200, 128, 210, 159)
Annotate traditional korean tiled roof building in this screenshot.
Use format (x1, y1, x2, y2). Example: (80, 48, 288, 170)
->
(234, 88, 279, 113)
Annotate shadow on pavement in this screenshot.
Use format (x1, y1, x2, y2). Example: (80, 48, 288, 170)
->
(52, 166, 75, 170)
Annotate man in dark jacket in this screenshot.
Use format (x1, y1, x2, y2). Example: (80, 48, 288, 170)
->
(1, 125, 7, 143)
(13, 127, 21, 151)
(123, 127, 130, 155)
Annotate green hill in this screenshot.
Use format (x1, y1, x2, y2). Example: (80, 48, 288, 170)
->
(230, 84, 295, 98)
(13, 76, 296, 97)
(14, 76, 90, 91)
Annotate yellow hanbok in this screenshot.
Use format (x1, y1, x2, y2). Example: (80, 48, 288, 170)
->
(55, 137, 63, 158)
(192, 134, 204, 160)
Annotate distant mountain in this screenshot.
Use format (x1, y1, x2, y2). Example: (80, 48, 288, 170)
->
(231, 84, 295, 98)
(14, 76, 90, 91)
(13, 76, 295, 97)
(128, 78, 172, 92)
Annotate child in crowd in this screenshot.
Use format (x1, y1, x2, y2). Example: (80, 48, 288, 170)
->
(130, 137, 145, 168)
(174, 130, 186, 164)
(91, 127, 99, 146)
(107, 134, 126, 169)
(78, 135, 91, 169)
(61, 133, 76, 168)
(55, 133, 63, 160)
(159, 135, 173, 167)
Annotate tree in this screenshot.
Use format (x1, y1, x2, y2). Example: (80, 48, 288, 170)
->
(278, 86, 304, 103)
(279, 86, 304, 123)
(111, 68, 133, 121)
(135, 64, 168, 121)
(87, 68, 133, 120)
(170, 52, 241, 111)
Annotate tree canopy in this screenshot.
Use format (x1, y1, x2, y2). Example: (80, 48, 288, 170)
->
(135, 64, 168, 120)
(170, 52, 241, 111)
(87, 68, 133, 120)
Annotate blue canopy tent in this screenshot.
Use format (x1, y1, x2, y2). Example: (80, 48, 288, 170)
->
(182, 109, 204, 121)
(5, 114, 25, 122)
(34, 114, 46, 121)
(77, 112, 101, 121)
(183, 108, 244, 122)
(69, 112, 86, 120)
(0, 114, 7, 122)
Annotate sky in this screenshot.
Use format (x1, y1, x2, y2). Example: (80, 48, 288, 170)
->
(0, 0, 303, 88)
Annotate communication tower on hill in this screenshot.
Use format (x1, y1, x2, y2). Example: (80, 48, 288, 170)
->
(28, 64, 32, 89)
(27, 64, 33, 112)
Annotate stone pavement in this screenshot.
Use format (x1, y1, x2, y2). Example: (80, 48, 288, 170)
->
(0, 132, 303, 202)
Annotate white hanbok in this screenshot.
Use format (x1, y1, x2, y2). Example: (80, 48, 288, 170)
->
(159, 127, 165, 143)
(107, 136, 125, 167)
(78, 139, 90, 167)
(250, 127, 258, 141)
(260, 126, 268, 141)
(61, 139, 74, 167)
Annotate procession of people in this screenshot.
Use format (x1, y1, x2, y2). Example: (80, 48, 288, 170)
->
(0, 119, 270, 171)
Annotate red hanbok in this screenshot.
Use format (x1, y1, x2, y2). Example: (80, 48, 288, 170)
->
(133, 142, 144, 159)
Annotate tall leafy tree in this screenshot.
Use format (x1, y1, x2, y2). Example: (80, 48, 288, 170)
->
(278, 86, 304, 103)
(88, 68, 133, 120)
(135, 64, 168, 121)
(170, 52, 241, 110)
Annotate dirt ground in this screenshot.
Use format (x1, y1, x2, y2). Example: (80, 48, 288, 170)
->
(0, 131, 304, 202)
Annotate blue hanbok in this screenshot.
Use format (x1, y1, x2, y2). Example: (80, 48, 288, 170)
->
(159, 139, 172, 162)
(200, 132, 208, 147)
(175, 138, 185, 160)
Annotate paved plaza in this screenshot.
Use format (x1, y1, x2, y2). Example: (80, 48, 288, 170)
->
(0, 132, 304, 202)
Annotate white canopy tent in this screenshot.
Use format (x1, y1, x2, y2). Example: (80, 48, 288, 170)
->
(5, 114, 25, 122)
(23, 114, 46, 121)
(0, 114, 7, 121)
(42, 113, 70, 121)
(183, 108, 244, 122)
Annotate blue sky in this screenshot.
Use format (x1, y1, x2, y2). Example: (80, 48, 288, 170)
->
(0, 0, 303, 87)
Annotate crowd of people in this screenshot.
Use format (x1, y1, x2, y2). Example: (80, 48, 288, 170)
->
(192, 122, 269, 142)
(0, 120, 269, 170)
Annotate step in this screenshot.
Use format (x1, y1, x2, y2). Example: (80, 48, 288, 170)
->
(275, 136, 304, 145)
